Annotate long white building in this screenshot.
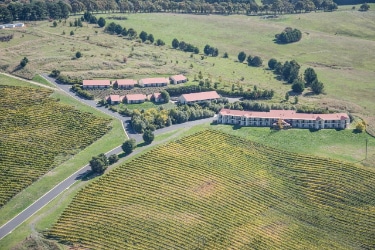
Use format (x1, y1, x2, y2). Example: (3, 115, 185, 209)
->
(217, 109, 350, 129)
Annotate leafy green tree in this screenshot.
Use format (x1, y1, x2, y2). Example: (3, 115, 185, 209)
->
(89, 16, 97, 24)
(204, 44, 211, 55)
(115, 24, 123, 35)
(246, 55, 253, 65)
(121, 139, 136, 155)
(106, 22, 116, 33)
(238, 51, 246, 63)
(359, 3, 370, 11)
(89, 153, 108, 174)
(268, 58, 278, 69)
(294, 96, 299, 104)
(223, 52, 229, 58)
(143, 130, 154, 144)
(53, 21, 57, 27)
(50, 69, 61, 77)
(98, 17, 106, 27)
(70, 30, 74, 36)
(304, 68, 317, 87)
(292, 79, 305, 94)
(108, 154, 119, 164)
(285, 92, 289, 101)
(156, 39, 165, 46)
(160, 90, 170, 103)
(172, 38, 179, 49)
(147, 34, 154, 43)
(249, 56, 263, 67)
(20, 57, 28, 68)
(139, 31, 148, 42)
(311, 80, 324, 94)
(75, 51, 82, 58)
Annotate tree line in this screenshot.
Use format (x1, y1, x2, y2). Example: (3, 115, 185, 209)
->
(275, 27, 302, 44)
(0, 0, 343, 24)
(268, 58, 324, 94)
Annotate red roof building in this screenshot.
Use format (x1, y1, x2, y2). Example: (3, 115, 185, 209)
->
(126, 94, 147, 104)
(153, 93, 164, 103)
(114, 79, 137, 89)
(106, 95, 125, 105)
(217, 109, 350, 129)
(82, 80, 111, 89)
(178, 91, 220, 104)
(170, 74, 187, 84)
(139, 78, 169, 87)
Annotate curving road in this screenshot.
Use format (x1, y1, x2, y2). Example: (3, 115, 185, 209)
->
(0, 74, 215, 241)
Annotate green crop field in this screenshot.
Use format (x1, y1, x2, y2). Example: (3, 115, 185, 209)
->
(0, 85, 111, 207)
(47, 130, 375, 249)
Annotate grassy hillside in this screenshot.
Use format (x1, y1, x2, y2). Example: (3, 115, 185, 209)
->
(0, 85, 111, 207)
(47, 130, 375, 249)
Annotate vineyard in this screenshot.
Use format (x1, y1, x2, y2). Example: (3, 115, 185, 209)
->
(0, 86, 111, 207)
(47, 130, 375, 249)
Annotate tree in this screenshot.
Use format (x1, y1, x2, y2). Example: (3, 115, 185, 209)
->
(143, 130, 154, 144)
(238, 51, 246, 63)
(204, 44, 211, 56)
(172, 38, 179, 49)
(139, 31, 148, 42)
(294, 96, 299, 104)
(20, 57, 28, 68)
(115, 24, 123, 35)
(355, 120, 366, 132)
(53, 21, 57, 27)
(98, 17, 106, 27)
(311, 80, 324, 94)
(249, 56, 263, 67)
(122, 139, 136, 155)
(147, 34, 154, 43)
(156, 39, 165, 46)
(359, 3, 370, 11)
(285, 92, 289, 101)
(160, 90, 170, 103)
(304, 68, 317, 87)
(268, 58, 278, 69)
(70, 30, 74, 36)
(292, 79, 305, 93)
(50, 69, 61, 77)
(108, 154, 119, 164)
(223, 52, 229, 58)
(89, 153, 108, 174)
(75, 51, 82, 58)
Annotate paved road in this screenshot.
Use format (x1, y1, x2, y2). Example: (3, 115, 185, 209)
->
(0, 75, 215, 241)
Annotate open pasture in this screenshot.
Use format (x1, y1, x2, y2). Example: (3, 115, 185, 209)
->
(0, 85, 111, 207)
(48, 130, 375, 249)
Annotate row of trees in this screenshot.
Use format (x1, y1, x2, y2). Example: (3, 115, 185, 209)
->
(130, 104, 216, 133)
(0, 1, 70, 23)
(71, 84, 94, 99)
(89, 153, 118, 174)
(171, 38, 200, 54)
(268, 58, 324, 94)
(204, 44, 219, 57)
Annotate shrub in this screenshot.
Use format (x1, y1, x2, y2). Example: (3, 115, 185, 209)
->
(75, 51, 82, 59)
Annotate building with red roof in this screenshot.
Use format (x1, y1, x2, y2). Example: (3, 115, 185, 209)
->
(170, 74, 187, 84)
(126, 94, 147, 104)
(82, 80, 111, 89)
(139, 77, 169, 87)
(106, 95, 125, 105)
(114, 79, 137, 89)
(152, 93, 164, 103)
(217, 109, 350, 129)
(178, 91, 220, 104)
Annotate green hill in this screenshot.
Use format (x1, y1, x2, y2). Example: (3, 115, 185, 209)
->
(48, 130, 375, 249)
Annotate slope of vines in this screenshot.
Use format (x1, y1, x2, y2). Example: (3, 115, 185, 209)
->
(48, 130, 375, 249)
(0, 86, 111, 207)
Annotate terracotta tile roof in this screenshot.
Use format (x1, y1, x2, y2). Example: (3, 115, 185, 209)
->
(126, 94, 147, 101)
(109, 95, 120, 102)
(115, 79, 137, 86)
(219, 109, 349, 120)
(140, 78, 169, 85)
(170, 74, 187, 81)
(181, 91, 220, 102)
(83, 80, 111, 86)
(153, 92, 162, 99)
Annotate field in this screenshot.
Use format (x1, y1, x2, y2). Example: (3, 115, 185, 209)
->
(47, 130, 375, 249)
(0, 7, 374, 127)
(0, 85, 111, 207)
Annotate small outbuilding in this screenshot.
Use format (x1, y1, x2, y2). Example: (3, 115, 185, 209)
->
(106, 95, 124, 105)
(170, 74, 187, 84)
(152, 93, 164, 103)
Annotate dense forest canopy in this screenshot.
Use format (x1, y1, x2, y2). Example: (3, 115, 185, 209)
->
(2, 0, 367, 23)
